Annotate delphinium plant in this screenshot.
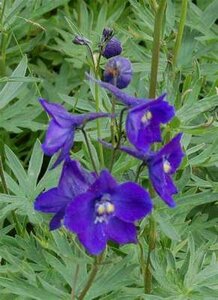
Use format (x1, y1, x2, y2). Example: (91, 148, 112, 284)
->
(34, 20, 184, 298)
(1, 1, 218, 300)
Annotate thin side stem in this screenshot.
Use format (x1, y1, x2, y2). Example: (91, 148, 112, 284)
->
(134, 162, 145, 183)
(81, 128, 98, 174)
(78, 252, 104, 300)
(109, 107, 127, 172)
(94, 83, 105, 168)
(149, 0, 167, 98)
(172, 0, 188, 68)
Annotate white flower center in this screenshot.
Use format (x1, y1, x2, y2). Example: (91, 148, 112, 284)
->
(95, 194, 115, 224)
(141, 110, 152, 123)
(163, 160, 171, 173)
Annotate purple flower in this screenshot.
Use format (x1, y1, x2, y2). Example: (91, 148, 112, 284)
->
(103, 56, 132, 89)
(39, 99, 110, 168)
(102, 134, 184, 207)
(126, 95, 175, 150)
(102, 37, 122, 59)
(34, 159, 96, 230)
(64, 170, 152, 255)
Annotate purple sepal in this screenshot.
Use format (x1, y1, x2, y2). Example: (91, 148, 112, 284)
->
(34, 159, 96, 230)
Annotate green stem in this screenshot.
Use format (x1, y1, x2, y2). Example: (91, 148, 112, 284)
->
(0, 0, 6, 25)
(78, 252, 104, 300)
(109, 107, 127, 172)
(149, 0, 167, 98)
(81, 128, 98, 174)
(94, 83, 105, 168)
(134, 162, 145, 183)
(0, 156, 22, 235)
(71, 265, 80, 300)
(144, 214, 156, 294)
(172, 0, 188, 68)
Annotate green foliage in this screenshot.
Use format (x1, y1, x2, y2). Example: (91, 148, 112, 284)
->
(0, 0, 217, 299)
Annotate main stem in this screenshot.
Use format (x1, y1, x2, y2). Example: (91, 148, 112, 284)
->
(78, 252, 104, 300)
(149, 0, 167, 98)
(172, 0, 188, 68)
(144, 214, 156, 293)
(145, 0, 167, 294)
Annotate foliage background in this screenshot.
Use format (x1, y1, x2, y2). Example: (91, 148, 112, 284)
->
(0, 0, 218, 299)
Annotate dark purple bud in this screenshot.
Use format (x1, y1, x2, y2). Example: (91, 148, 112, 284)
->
(73, 35, 91, 45)
(103, 56, 132, 89)
(102, 27, 114, 40)
(102, 37, 122, 59)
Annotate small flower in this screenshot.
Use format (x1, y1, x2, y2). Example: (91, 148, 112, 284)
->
(73, 35, 91, 45)
(34, 159, 96, 230)
(102, 37, 122, 59)
(64, 170, 152, 255)
(103, 56, 132, 89)
(102, 134, 184, 207)
(39, 98, 110, 168)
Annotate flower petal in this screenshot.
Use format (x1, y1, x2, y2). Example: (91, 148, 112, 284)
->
(106, 217, 137, 244)
(49, 208, 65, 230)
(34, 188, 70, 213)
(77, 223, 107, 255)
(39, 98, 74, 127)
(58, 159, 96, 198)
(42, 120, 72, 156)
(158, 133, 184, 174)
(89, 170, 117, 196)
(64, 192, 95, 234)
(51, 132, 74, 168)
(113, 182, 153, 222)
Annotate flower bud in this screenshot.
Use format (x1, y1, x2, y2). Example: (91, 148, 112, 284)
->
(102, 27, 113, 41)
(103, 56, 132, 89)
(102, 37, 122, 59)
(73, 35, 90, 46)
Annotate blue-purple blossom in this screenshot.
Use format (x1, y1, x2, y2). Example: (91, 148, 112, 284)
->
(39, 99, 110, 168)
(126, 95, 175, 150)
(102, 37, 122, 59)
(103, 56, 132, 89)
(34, 159, 96, 230)
(101, 134, 184, 207)
(64, 169, 152, 255)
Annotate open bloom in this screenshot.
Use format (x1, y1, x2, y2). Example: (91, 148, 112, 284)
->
(101, 134, 184, 207)
(126, 95, 175, 150)
(102, 37, 122, 59)
(34, 159, 96, 230)
(64, 170, 152, 255)
(40, 99, 110, 168)
(103, 56, 132, 89)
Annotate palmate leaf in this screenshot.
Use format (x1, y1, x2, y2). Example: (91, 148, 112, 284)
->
(0, 140, 60, 224)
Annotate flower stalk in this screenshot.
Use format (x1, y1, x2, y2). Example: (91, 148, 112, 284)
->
(81, 128, 98, 174)
(149, 0, 167, 98)
(172, 0, 188, 69)
(77, 252, 104, 300)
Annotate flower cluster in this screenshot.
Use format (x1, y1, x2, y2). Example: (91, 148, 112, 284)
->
(34, 28, 184, 255)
